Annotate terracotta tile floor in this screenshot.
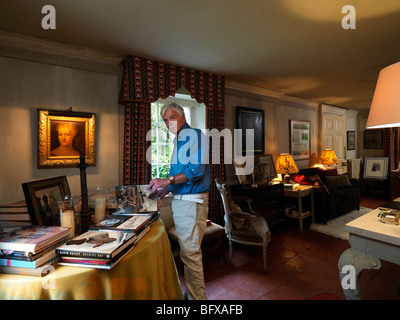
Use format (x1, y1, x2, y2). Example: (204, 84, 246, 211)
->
(174, 197, 400, 300)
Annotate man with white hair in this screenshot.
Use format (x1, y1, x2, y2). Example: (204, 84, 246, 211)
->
(147, 102, 210, 300)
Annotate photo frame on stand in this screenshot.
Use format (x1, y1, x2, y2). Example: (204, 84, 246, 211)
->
(22, 176, 71, 226)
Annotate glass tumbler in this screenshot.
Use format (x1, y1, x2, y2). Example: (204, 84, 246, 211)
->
(54, 195, 81, 238)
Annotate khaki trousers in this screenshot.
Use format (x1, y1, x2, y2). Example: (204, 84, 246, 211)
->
(171, 193, 208, 300)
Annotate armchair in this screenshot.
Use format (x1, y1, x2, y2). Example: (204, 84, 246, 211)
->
(215, 179, 270, 272)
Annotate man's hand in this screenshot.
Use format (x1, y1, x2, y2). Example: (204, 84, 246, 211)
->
(146, 178, 170, 198)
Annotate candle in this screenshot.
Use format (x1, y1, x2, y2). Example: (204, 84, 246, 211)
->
(61, 209, 75, 237)
(94, 197, 106, 222)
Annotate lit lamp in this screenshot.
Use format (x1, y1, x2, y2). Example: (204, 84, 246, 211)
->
(319, 149, 338, 169)
(276, 153, 299, 183)
(366, 62, 400, 170)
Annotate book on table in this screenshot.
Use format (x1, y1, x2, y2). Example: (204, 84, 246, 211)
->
(0, 249, 59, 269)
(56, 230, 135, 259)
(0, 200, 31, 227)
(89, 214, 152, 233)
(114, 185, 158, 215)
(0, 225, 70, 254)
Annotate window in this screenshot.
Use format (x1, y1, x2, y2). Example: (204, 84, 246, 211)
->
(150, 93, 205, 178)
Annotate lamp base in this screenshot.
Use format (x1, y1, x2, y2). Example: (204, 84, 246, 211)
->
(284, 174, 291, 184)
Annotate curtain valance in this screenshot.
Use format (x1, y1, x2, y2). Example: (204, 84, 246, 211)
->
(119, 55, 224, 111)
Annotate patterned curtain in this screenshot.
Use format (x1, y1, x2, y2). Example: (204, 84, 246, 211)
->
(119, 56, 226, 223)
(384, 128, 400, 171)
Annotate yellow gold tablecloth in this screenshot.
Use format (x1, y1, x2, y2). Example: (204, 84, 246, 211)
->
(0, 219, 183, 300)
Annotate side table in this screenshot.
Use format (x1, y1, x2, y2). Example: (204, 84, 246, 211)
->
(284, 185, 315, 232)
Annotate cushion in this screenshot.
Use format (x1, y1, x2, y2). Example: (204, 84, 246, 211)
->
(325, 174, 352, 189)
(317, 168, 338, 176)
(308, 174, 329, 193)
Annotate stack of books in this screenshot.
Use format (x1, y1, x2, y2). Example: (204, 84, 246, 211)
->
(56, 185, 160, 270)
(0, 200, 31, 228)
(0, 225, 70, 276)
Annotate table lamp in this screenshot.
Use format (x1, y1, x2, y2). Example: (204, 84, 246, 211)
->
(275, 153, 299, 183)
(319, 149, 338, 169)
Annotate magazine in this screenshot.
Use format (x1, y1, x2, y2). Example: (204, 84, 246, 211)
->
(114, 185, 158, 215)
(89, 214, 151, 233)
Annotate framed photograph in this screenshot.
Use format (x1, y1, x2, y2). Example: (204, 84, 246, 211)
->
(236, 106, 265, 154)
(363, 157, 389, 180)
(256, 154, 277, 180)
(364, 130, 383, 149)
(347, 131, 356, 150)
(38, 109, 96, 168)
(22, 176, 71, 225)
(290, 120, 310, 160)
(233, 158, 251, 185)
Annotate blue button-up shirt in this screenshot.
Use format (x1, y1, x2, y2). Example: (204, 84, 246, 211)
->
(168, 123, 210, 194)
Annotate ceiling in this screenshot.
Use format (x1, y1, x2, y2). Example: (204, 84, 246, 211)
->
(1, 0, 400, 110)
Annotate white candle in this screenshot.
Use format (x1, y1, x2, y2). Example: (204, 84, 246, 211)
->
(61, 209, 75, 237)
(94, 197, 106, 222)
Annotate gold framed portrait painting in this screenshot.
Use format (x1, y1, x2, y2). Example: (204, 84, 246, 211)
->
(38, 109, 96, 168)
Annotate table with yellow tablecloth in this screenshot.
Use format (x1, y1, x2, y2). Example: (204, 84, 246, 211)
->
(0, 219, 183, 300)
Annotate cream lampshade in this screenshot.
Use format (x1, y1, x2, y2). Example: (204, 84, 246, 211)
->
(366, 62, 400, 129)
(275, 153, 299, 183)
(319, 149, 338, 168)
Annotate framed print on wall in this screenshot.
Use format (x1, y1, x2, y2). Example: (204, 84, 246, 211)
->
(347, 131, 355, 150)
(38, 109, 96, 168)
(364, 129, 383, 149)
(236, 106, 265, 155)
(290, 120, 310, 160)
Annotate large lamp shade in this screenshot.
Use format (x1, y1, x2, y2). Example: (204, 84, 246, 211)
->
(367, 62, 400, 129)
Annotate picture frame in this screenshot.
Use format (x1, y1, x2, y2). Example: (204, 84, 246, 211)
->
(38, 109, 96, 168)
(347, 131, 356, 150)
(363, 157, 389, 180)
(236, 106, 265, 155)
(364, 129, 383, 149)
(290, 120, 310, 160)
(256, 154, 277, 180)
(22, 176, 71, 225)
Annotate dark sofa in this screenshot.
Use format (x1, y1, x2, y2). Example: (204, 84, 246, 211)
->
(295, 168, 361, 224)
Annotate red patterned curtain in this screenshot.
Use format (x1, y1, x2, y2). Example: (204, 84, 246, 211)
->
(384, 128, 400, 171)
(119, 56, 226, 223)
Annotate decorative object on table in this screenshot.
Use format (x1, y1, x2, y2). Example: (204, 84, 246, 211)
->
(37, 108, 96, 168)
(254, 154, 277, 184)
(363, 157, 389, 180)
(319, 149, 339, 169)
(275, 153, 299, 184)
(77, 154, 91, 231)
(363, 130, 383, 149)
(347, 131, 356, 150)
(236, 106, 265, 154)
(290, 120, 310, 160)
(22, 176, 71, 226)
(377, 208, 400, 225)
(89, 186, 110, 222)
(53, 195, 81, 239)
